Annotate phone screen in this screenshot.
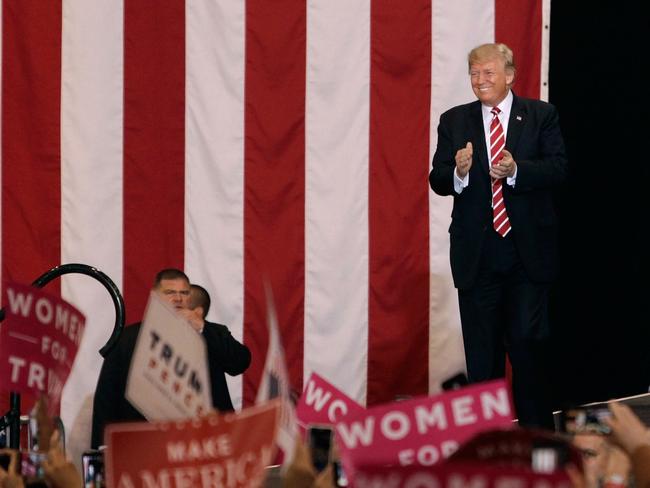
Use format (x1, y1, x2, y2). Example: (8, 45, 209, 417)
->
(0, 450, 23, 476)
(82, 449, 105, 487)
(562, 407, 612, 435)
(308, 425, 333, 473)
(0, 453, 11, 471)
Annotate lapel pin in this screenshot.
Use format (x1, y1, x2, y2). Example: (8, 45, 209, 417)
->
(516, 115, 522, 121)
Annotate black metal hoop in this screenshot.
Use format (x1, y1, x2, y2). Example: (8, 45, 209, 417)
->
(0, 263, 124, 448)
(1, 263, 125, 357)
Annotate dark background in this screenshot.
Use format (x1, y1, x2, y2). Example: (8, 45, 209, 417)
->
(548, 4, 649, 407)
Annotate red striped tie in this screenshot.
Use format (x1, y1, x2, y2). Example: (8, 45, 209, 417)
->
(490, 107, 511, 237)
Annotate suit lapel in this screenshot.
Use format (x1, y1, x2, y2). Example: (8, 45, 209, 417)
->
(469, 101, 489, 175)
(506, 94, 527, 154)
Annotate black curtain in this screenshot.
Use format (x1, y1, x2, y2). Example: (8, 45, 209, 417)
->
(548, 4, 649, 407)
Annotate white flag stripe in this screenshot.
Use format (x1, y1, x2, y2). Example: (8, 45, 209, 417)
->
(540, 0, 552, 102)
(427, 1, 494, 393)
(59, 0, 125, 466)
(304, 0, 370, 405)
(185, 0, 246, 409)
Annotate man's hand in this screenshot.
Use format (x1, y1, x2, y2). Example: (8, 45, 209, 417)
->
(177, 308, 205, 333)
(455, 142, 473, 178)
(490, 149, 516, 180)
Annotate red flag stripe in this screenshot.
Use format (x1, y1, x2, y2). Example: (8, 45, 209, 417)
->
(367, 0, 431, 405)
(243, 0, 307, 404)
(1, 0, 62, 293)
(495, 0, 543, 99)
(122, 0, 186, 323)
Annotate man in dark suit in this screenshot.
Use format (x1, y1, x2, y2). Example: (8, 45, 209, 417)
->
(182, 283, 250, 411)
(90, 269, 251, 448)
(429, 43, 567, 428)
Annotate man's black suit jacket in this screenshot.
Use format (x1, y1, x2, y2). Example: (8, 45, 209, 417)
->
(429, 94, 567, 290)
(90, 320, 251, 448)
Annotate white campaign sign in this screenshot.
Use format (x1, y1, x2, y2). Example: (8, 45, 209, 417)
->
(126, 291, 212, 420)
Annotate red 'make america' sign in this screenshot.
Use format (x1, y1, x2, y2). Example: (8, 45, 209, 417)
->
(105, 401, 280, 488)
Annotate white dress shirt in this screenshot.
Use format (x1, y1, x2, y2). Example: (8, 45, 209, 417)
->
(454, 90, 517, 194)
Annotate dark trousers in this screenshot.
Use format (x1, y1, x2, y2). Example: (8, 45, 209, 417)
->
(458, 229, 554, 429)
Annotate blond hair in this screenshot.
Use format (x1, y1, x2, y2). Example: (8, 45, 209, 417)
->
(468, 43, 516, 74)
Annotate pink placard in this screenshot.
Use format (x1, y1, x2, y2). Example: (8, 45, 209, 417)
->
(105, 401, 280, 488)
(335, 380, 514, 472)
(0, 282, 85, 411)
(353, 462, 572, 488)
(296, 372, 365, 428)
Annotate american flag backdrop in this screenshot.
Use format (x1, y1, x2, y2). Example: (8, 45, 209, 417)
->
(1, 0, 549, 461)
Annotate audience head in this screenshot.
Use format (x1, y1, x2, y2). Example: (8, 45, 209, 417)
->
(188, 284, 211, 319)
(571, 434, 609, 487)
(153, 268, 190, 310)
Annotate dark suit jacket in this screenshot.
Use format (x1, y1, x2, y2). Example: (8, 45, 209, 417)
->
(429, 94, 567, 290)
(90, 320, 251, 448)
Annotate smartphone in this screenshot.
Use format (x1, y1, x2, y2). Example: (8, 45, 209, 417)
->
(441, 372, 469, 391)
(307, 424, 334, 473)
(561, 406, 612, 435)
(0, 452, 12, 471)
(81, 449, 106, 487)
(0, 448, 23, 476)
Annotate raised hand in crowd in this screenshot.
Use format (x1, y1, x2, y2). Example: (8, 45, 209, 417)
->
(604, 402, 650, 488)
(602, 443, 631, 488)
(0, 449, 24, 488)
(41, 431, 82, 488)
(605, 402, 650, 455)
(565, 463, 588, 488)
(281, 435, 335, 488)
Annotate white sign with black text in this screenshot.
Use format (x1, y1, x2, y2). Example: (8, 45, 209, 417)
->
(126, 291, 212, 420)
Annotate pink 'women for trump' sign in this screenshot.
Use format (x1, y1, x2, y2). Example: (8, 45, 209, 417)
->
(353, 462, 572, 488)
(0, 282, 85, 412)
(335, 379, 514, 477)
(296, 372, 365, 428)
